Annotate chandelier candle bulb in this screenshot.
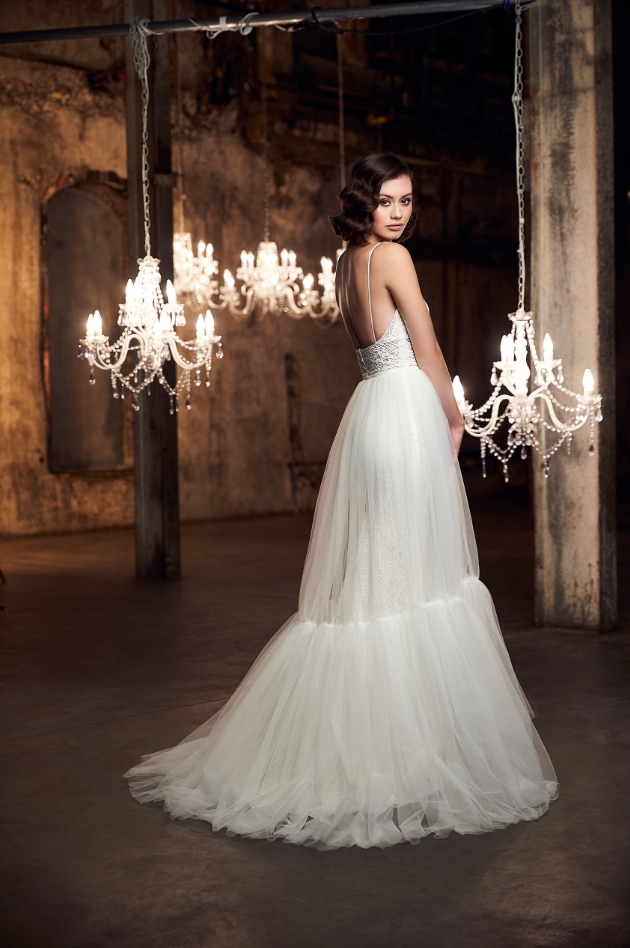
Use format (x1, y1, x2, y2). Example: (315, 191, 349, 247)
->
(223, 270, 235, 289)
(205, 312, 214, 336)
(281, 249, 289, 267)
(196, 314, 205, 339)
(583, 369, 595, 398)
(452, 375, 466, 411)
(543, 333, 554, 365)
(303, 273, 314, 291)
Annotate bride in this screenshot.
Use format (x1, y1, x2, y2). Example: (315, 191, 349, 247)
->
(125, 153, 558, 849)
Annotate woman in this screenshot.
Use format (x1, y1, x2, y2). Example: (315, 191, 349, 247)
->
(125, 154, 558, 849)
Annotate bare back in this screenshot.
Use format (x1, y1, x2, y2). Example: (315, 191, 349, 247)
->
(336, 243, 399, 350)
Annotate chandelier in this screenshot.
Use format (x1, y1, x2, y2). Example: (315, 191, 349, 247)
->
(451, 1, 601, 481)
(216, 80, 341, 323)
(79, 18, 223, 413)
(173, 233, 220, 307)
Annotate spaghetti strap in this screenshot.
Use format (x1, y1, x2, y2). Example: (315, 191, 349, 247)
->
(366, 242, 383, 344)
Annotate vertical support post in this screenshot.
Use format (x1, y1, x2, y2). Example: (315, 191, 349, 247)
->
(124, 0, 181, 580)
(529, 0, 616, 629)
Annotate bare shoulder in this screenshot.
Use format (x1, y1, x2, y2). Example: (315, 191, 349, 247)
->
(372, 241, 417, 286)
(373, 241, 412, 266)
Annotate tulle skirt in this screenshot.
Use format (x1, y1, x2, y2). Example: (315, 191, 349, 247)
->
(125, 365, 558, 849)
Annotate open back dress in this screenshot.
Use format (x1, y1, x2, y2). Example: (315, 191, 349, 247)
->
(125, 243, 558, 849)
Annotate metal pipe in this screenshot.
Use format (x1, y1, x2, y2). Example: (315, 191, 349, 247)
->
(0, 0, 534, 45)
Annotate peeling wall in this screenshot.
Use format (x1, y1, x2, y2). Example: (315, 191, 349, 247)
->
(0, 1, 528, 536)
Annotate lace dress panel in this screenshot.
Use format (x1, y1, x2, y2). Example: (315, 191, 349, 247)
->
(356, 311, 418, 380)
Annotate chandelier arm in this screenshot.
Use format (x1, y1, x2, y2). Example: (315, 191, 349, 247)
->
(534, 392, 591, 433)
(90, 332, 137, 371)
(282, 287, 310, 318)
(167, 340, 214, 371)
(463, 394, 513, 438)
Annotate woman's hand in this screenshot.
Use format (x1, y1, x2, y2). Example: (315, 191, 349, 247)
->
(450, 420, 465, 458)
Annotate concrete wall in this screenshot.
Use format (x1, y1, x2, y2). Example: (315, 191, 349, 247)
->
(0, 1, 527, 537)
(0, 54, 134, 535)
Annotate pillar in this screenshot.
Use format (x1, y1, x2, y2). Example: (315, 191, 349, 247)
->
(124, 0, 181, 580)
(529, 0, 616, 629)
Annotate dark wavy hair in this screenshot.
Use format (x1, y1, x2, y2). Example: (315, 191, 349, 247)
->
(330, 154, 417, 245)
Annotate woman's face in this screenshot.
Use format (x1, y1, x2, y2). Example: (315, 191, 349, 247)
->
(370, 175, 413, 241)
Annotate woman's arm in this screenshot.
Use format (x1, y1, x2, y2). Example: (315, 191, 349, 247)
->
(373, 242, 464, 455)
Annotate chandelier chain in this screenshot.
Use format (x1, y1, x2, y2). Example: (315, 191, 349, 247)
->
(130, 16, 153, 258)
(337, 32, 346, 190)
(512, 0, 525, 312)
(262, 79, 270, 242)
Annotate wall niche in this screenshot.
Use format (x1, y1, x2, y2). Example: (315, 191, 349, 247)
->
(43, 172, 130, 474)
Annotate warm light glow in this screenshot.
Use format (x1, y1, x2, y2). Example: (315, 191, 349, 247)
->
(196, 314, 205, 338)
(205, 311, 214, 335)
(543, 333, 554, 364)
(223, 269, 235, 289)
(583, 369, 595, 396)
(500, 334, 514, 363)
(198, 240, 205, 256)
(166, 280, 177, 305)
(452, 375, 465, 406)
(86, 314, 94, 340)
(93, 311, 102, 336)
(303, 273, 314, 291)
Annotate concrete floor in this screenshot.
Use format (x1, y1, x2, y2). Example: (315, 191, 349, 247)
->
(0, 497, 629, 948)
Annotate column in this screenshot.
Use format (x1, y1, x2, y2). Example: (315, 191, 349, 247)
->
(528, 0, 616, 629)
(124, 0, 181, 580)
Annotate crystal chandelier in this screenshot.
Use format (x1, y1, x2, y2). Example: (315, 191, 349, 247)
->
(451, 1, 602, 481)
(217, 81, 341, 323)
(79, 18, 223, 413)
(173, 233, 220, 307)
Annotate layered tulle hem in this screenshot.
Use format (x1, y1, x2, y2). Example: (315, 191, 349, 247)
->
(125, 578, 558, 850)
(127, 773, 557, 851)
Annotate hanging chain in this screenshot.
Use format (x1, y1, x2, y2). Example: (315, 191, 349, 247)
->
(337, 32, 346, 190)
(174, 1, 186, 234)
(512, 0, 526, 312)
(262, 78, 270, 242)
(130, 16, 153, 258)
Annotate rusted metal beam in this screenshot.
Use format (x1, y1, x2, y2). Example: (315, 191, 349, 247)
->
(0, 0, 535, 45)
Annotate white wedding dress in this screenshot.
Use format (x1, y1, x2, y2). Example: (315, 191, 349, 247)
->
(125, 245, 558, 849)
